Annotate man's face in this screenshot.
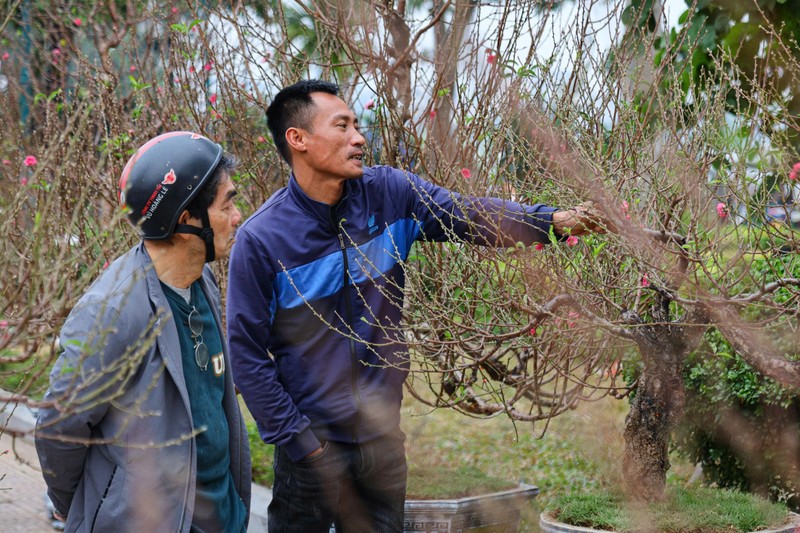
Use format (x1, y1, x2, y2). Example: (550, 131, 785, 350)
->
(206, 175, 241, 260)
(301, 92, 366, 181)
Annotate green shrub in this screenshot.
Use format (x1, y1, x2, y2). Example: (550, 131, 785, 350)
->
(676, 330, 800, 510)
(674, 249, 800, 511)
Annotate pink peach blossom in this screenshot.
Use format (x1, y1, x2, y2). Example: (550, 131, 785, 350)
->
(20, 177, 28, 185)
(566, 235, 579, 247)
(460, 168, 471, 179)
(716, 202, 728, 218)
(534, 242, 544, 251)
(487, 54, 496, 64)
(428, 109, 437, 120)
(365, 99, 375, 110)
(2, 159, 10, 165)
(1, 52, 8, 61)
(73, 18, 82, 27)
(621, 200, 631, 219)
(789, 162, 800, 181)
(24, 155, 37, 166)
(209, 94, 217, 104)
(567, 311, 580, 328)
(641, 273, 650, 287)
(258, 136, 266, 143)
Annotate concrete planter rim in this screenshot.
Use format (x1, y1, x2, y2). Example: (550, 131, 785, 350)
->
(404, 482, 540, 507)
(404, 483, 539, 533)
(539, 510, 800, 533)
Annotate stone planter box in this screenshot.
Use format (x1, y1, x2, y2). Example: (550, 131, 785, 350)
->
(403, 483, 539, 533)
(249, 483, 539, 533)
(539, 510, 800, 533)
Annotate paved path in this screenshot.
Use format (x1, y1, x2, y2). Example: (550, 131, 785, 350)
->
(0, 430, 54, 532)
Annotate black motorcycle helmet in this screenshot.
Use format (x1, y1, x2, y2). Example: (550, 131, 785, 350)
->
(119, 131, 222, 262)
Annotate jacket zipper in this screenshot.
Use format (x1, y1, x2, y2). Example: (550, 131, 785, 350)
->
(333, 213, 363, 443)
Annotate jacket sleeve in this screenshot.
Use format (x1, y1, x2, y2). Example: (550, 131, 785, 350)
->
(226, 227, 319, 462)
(389, 168, 558, 246)
(34, 299, 131, 516)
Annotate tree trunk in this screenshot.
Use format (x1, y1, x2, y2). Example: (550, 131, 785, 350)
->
(426, 0, 478, 182)
(621, 316, 704, 501)
(622, 361, 685, 501)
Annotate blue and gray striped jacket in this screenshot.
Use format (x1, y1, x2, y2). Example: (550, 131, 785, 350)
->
(227, 165, 557, 462)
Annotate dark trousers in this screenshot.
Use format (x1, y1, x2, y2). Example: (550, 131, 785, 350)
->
(267, 430, 408, 533)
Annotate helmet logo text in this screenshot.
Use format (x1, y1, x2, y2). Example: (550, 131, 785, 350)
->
(141, 183, 169, 218)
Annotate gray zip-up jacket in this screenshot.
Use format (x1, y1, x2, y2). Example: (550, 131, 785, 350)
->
(35, 243, 251, 533)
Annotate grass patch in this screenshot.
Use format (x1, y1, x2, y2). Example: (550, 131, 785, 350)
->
(550, 485, 790, 532)
(0, 348, 52, 399)
(406, 464, 516, 500)
(246, 421, 274, 487)
(551, 492, 631, 531)
(246, 420, 516, 500)
(245, 393, 630, 532)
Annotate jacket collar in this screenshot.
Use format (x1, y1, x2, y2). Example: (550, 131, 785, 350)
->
(287, 173, 351, 227)
(136, 242, 192, 411)
(137, 242, 166, 311)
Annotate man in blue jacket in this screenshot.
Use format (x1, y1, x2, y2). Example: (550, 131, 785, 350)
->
(227, 80, 603, 532)
(36, 132, 251, 532)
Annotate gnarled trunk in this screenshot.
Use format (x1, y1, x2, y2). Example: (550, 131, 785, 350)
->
(622, 361, 685, 501)
(621, 316, 705, 501)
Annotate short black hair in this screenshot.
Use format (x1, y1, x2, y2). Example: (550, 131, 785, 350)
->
(185, 152, 239, 220)
(266, 79, 340, 165)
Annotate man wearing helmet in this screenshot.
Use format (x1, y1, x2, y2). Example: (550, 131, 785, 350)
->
(35, 132, 250, 533)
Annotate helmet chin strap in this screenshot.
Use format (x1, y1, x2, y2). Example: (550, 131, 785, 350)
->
(174, 209, 215, 263)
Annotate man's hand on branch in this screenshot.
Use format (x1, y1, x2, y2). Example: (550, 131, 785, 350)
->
(552, 201, 607, 237)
